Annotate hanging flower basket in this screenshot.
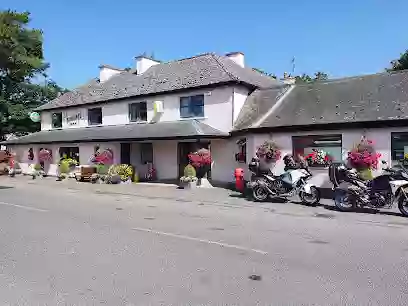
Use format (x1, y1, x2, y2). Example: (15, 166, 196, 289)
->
(347, 136, 381, 171)
(188, 148, 211, 179)
(39, 149, 52, 162)
(256, 141, 281, 163)
(90, 148, 114, 165)
(305, 149, 332, 167)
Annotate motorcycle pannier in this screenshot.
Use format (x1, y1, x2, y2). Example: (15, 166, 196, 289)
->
(328, 162, 347, 187)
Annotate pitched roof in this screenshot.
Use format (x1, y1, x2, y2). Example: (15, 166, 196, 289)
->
(37, 53, 281, 111)
(233, 85, 291, 130)
(236, 70, 408, 131)
(1, 120, 227, 145)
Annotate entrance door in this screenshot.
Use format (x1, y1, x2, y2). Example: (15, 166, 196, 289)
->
(120, 143, 131, 164)
(177, 141, 211, 178)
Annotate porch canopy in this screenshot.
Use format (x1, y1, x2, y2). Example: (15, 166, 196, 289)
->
(1, 120, 228, 145)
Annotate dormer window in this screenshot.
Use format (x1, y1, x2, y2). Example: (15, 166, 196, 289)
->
(52, 112, 62, 128)
(180, 95, 204, 118)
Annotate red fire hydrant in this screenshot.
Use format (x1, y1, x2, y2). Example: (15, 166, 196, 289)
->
(234, 168, 245, 192)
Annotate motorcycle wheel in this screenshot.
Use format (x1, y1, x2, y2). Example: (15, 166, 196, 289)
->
(334, 189, 354, 212)
(253, 185, 269, 202)
(398, 198, 408, 217)
(299, 186, 320, 205)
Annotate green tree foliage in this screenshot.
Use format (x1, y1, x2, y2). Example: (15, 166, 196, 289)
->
(388, 50, 408, 71)
(252, 68, 277, 79)
(295, 71, 328, 84)
(0, 10, 67, 139)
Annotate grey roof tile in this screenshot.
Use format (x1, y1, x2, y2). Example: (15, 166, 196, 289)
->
(243, 70, 408, 129)
(2, 120, 227, 145)
(233, 85, 291, 130)
(37, 53, 281, 111)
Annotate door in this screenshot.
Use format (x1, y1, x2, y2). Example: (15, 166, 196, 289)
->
(177, 141, 211, 178)
(178, 142, 194, 178)
(120, 143, 131, 165)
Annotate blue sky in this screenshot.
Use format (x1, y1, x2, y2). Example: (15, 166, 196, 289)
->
(3, 0, 408, 89)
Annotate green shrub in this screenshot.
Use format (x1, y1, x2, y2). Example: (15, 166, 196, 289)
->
(34, 164, 42, 171)
(108, 164, 133, 181)
(184, 164, 196, 177)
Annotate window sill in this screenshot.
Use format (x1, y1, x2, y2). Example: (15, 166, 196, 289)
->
(179, 116, 207, 121)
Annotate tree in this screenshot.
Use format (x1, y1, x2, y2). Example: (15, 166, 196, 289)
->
(295, 71, 328, 84)
(0, 10, 66, 139)
(252, 68, 277, 79)
(388, 50, 408, 71)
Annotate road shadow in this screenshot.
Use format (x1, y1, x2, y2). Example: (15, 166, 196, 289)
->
(291, 199, 403, 217)
(0, 186, 13, 190)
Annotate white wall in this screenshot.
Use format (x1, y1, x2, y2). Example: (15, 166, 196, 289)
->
(99, 67, 122, 83)
(40, 85, 247, 132)
(232, 86, 249, 123)
(153, 141, 178, 180)
(246, 127, 408, 188)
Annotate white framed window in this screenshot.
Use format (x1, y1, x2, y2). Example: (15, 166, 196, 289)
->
(180, 95, 204, 118)
(129, 102, 147, 122)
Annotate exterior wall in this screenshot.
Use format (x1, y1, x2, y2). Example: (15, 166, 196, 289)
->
(247, 127, 408, 189)
(40, 85, 248, 133)
(99, 67, 122, 83)
(211, 138, 251, 183)
(232, 86, 249, 123)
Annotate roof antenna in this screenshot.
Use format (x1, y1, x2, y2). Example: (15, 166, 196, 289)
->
(291, 56, 296, 76)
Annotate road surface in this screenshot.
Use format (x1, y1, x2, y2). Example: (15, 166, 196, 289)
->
(0, 177, 408, 305)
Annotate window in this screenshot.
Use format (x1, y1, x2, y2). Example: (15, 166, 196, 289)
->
(292, 134, 342, 166)
(59, 147, 80, 163)
(180, 95, 204, 118)
(235, 138, 247, 163)
(391, 132, 408, 160)
(52, 112, 62, 128)
(88, 107, 102, 125)
(140, 143, 153, 164)
(129, 102, 147, 122)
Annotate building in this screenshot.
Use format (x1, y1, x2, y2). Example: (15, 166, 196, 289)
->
(4, 51, 408, 191)
(2, 52, 280, 182)
(231, 69, 408, 189)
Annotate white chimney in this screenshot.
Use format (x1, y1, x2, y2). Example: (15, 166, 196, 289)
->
(99, 65, 123, 83)
(226, 52, 245, 68)
(281, 72, 296, 85)
(135, 55, 160, 74)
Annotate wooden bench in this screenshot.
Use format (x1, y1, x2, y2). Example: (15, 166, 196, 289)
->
(75, 166, 96, 182)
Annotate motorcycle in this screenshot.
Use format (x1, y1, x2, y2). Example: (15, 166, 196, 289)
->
(247, 158, 320, 205)
(329, 161, 408, 216)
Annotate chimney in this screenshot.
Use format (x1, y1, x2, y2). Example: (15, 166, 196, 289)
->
(282, 72, 296, 85)
(135, 54, 160, 75)
(226, 52, 245, 68)
(98, 64, 123, 83)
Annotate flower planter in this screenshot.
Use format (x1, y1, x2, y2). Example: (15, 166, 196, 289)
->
(179, 177, 198, 189)
(196, 165, 210, 179)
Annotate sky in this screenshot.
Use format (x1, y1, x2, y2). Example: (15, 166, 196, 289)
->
(3, 0, 408, 89)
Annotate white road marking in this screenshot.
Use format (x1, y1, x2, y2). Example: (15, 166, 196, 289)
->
(132, 227, 268, 255)
(0, 201, 48, 212)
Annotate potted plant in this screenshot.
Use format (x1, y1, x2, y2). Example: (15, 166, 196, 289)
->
(58, 158, 79, 180)
(188, 148, 211, 179)
(305, 149, 332, 167)
(347, 136, 381, 180)
(256, 141, 281, 163)
(179, 164, 198, 189)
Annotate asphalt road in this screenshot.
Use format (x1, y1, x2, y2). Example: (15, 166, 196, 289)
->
(1, 178, 408, 305)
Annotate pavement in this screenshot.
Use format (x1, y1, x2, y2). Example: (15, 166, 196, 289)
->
(0, 176, 408, 305)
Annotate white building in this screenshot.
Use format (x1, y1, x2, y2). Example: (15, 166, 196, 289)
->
(2, 52, 280, 183)
(4, 52, 408, 195)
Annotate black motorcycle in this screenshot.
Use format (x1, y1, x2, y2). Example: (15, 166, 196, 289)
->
(329, 161, 408, 216)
